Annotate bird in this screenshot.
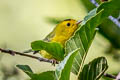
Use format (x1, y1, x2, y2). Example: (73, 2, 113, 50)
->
(24, 19, 82, 61)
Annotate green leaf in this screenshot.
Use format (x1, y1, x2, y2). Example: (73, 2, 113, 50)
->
(16, 65, 33, 73)
(65, 8, 103, 75)
(81, 0, 120, 49)
(31, 40, 64, 61)
(30, 71, 55, 80)
(55, 49, 79, 80)
(78, 57, 108, 80)
(16, 65, 33, 76)
(65, 0, 120, 77)
(17, 65, 55, 80)
(97, 0, 120, 18)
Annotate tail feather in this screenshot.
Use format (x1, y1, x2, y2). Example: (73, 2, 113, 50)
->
(23, 49, 39, 54)
(23, 49, 33, 53)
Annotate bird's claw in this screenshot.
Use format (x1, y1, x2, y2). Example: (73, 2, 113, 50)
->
(51, 59, 57, 66)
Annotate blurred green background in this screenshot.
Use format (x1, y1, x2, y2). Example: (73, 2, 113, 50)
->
(0, 0, 120, 80)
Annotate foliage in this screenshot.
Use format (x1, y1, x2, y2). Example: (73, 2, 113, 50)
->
(31, 40, 64, 60)
(17, 0, 120, 80)
(78, 57, 108, 80)
(80, 0, 120, 49)
(17, 65, 55, 80)
(55, 49, 79, 80)
(67, 0, 120, 76)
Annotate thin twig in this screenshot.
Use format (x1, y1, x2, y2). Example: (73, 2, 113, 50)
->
(104, 73, 116, 79)
(0, 48, 58, 64)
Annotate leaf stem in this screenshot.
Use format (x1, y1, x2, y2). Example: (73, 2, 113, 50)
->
(0, 48, 58, 64)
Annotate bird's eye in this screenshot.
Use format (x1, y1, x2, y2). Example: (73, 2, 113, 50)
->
(67, 23, 71, 27)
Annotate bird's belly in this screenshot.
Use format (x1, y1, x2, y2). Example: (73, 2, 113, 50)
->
(40, 50, 53, 59)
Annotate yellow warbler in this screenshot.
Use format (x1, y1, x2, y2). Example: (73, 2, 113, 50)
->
(24, 19, 82, 60)
(40, 19, 82, 59)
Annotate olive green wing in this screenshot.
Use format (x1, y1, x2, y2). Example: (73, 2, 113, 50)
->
(43, 23, 60, 42)
(43, 24, 59, 42)
(43, 30, 55, 42)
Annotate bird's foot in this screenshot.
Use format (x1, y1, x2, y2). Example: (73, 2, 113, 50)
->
(51, 59, 58, 66)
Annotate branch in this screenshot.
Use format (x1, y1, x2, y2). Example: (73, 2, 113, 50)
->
(104, 73, 116, 79)
(0, 48, 58, 64)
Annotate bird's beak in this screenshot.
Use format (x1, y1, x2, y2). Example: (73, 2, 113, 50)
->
(76, 20, 82, 24)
